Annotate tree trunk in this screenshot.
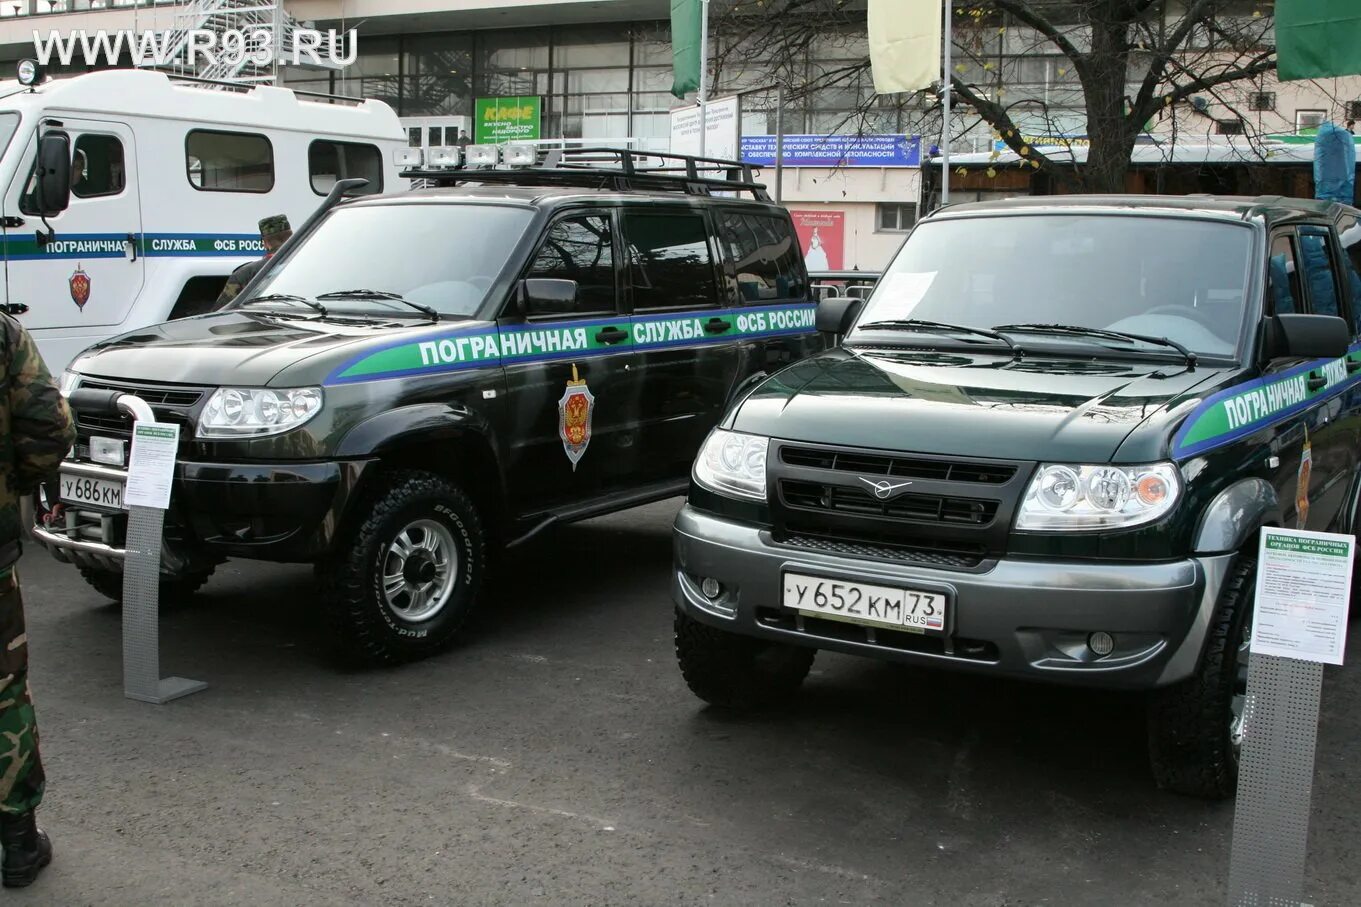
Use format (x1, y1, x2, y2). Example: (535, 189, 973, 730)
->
(1080, 8, 1141, 193)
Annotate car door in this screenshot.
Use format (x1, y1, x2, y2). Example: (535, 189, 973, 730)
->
(622, 204, 743, 485)
(3, 119, 144, 331)
(1265, 227, 1349, 531)
(496, 207, 638, 514)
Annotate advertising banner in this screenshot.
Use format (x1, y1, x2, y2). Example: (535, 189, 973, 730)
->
(474, 97, 541, 144)
(791, 210, 845, 271)
(741, 134, 921, 167)
(669, 96, 740, 161)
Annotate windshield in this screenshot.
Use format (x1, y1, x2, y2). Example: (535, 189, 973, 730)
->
(249, 203, 535, 317)
(854, 214, 1254, 358)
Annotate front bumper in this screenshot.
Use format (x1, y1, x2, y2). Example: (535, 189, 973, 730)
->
(672, 505, 1234, 690)
(34, 458, 373, 567)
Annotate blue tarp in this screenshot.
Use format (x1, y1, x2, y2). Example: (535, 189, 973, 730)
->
(1314, 121, 1356, 203)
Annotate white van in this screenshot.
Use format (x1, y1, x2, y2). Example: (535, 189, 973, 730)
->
(0, 67, 407, 370)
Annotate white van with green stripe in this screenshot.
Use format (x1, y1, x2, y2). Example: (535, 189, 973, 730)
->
(0, 66, 406, 370)
(37, 148, 826, 668)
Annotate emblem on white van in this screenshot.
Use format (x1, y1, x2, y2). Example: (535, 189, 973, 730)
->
(69, 267, 91, 310)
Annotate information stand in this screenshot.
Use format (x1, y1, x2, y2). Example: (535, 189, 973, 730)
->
(1227, 527, 1353, 907)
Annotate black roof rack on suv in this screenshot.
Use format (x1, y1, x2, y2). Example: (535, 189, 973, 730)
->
(402, 146, 772, 201)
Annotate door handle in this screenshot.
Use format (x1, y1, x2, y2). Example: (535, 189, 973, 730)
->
(1347, 359, 1361, 374)
(125, 233, 138, 263)
(0, 216, 22, 229)
(1307, 372, 1327, 391)
(594, 326, 629, 345)
(704, 317, 732, 335)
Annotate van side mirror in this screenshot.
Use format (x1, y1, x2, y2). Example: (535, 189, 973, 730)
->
(816, 296, 863, 335)
(519, 278, 578, 316)
(1269, 314, 1351, 360)
(34, 131, 71, 217)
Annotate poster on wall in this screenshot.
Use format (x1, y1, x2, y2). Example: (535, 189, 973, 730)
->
(669, 95, 740, 161)
(474, 97, 542, 144)
(791, 210, 845, 272)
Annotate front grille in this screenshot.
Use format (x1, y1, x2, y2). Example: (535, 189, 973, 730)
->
(770, 441, 1033, 564)
(71, 379, 206, 450)
(781, 480, 998, 527)
(781, 446, 1016, 485)
(777, 533, 987, 570)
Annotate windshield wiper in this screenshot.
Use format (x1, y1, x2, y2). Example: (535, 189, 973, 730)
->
(241, 294, 329, 317)
(992, 323, 1196, 368)
(855, 318, 1020, 354)
(316, 289, 440, 321)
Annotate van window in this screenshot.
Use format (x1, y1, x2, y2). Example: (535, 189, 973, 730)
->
(186, 130, 274, 192)
(0, 113, 18, 159)
(72, 134, 125, 199)
(622, 211, 718, 311)
(717, 211, 807, 303)
(309, 140, 383, 196)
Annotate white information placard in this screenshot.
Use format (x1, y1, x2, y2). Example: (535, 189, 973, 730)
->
(1251, 527, 1354, 666)
(123, 422, 180, 511)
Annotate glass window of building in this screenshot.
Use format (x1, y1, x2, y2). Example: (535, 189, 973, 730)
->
(403, 34, 473, 117)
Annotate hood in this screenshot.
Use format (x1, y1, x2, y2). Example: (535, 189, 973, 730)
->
(731, 347, 1238, 464)
(73, 312, 474, 387)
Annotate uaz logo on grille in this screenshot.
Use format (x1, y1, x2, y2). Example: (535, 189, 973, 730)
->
(859, 477, 913, 500)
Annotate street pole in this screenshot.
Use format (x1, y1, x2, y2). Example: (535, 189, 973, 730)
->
(698, 0, 711, 159)
(775, 83, 785, 203)
(940, 0, 952, 206)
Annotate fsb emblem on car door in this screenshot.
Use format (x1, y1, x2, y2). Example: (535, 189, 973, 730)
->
(558, 364, 595, 471)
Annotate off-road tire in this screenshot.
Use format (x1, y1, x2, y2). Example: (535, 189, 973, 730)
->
(318, 470, 485, 667)
(675, 609, 815, 709)
(78, 567, 214, 604)
(1147, 553, 1255, 799)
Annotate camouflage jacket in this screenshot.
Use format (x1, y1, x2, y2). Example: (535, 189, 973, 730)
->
(214, 256, 268, 307)
(0, 315, 74, 566)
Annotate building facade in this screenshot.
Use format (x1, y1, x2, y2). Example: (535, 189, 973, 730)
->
(0, 0, 1356, 269)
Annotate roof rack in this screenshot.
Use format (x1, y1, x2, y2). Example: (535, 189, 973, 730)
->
(402, 146, 771, 201)
(163, 72, 366, 105)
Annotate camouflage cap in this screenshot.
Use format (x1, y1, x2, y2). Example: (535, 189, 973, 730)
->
(258, 214, 291, 239)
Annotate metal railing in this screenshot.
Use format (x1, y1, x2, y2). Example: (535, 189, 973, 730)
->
(809, 270, 880, 301)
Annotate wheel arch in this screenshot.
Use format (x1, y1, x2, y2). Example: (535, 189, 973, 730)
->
(1192, 478, 1281, 555)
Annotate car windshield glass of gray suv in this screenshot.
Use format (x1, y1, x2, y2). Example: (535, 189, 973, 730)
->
(249, 203, 534, 317)
(854, 214, 1253, 358)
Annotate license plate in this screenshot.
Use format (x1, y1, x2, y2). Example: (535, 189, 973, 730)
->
(60, 472, 125, 511)
(782, 572, 947, 635)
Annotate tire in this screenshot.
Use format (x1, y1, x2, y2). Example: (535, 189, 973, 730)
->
(1147, 553, 1255, 799)
(317, 470, 485, 667)
(674, 609, 815, 709)
(78, 567, 214, 604)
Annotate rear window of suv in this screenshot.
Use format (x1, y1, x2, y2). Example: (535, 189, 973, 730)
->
(857, 213, 1254, 358)
(717, 211, 807, 303)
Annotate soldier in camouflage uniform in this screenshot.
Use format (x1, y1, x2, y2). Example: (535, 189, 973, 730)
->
(0, 313, 74, 887)
(214, 214, 293, 307)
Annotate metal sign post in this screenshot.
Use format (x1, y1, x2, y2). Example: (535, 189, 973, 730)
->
(63, 392, 210, 704)
(1227, 527, 1353, 907)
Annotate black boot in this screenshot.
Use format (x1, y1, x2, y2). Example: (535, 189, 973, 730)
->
(0, 811, 51, 888)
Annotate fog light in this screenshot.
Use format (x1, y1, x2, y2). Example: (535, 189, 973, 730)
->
(90, 437, 126, 467)
(1088, 631, 1115, 657)
(700, 577, 722, 599)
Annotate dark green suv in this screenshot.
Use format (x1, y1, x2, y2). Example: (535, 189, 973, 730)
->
(672, 195, 1361, 798)
(34, 150, 822, 664)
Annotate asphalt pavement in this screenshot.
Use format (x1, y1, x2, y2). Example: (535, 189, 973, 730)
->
(6, 499, 1360, 906)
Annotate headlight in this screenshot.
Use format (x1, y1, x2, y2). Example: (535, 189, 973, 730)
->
(58, 369, 81, 398)
(1016, 462, 1180, 531)
(197, 387, 323, 438)
(694, 429, 770, 501)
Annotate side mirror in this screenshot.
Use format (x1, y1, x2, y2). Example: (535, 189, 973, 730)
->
(34, 131, 71, 216)
(1270, 314, 1351, 360)
(816, 296, 863, 335)
(519, 278, 578, 316)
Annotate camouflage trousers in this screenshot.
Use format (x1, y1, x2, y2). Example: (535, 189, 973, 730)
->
(0, 572, 43, 815)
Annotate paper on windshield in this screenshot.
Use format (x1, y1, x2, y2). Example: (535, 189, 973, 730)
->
(864, 271, 935, 322)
